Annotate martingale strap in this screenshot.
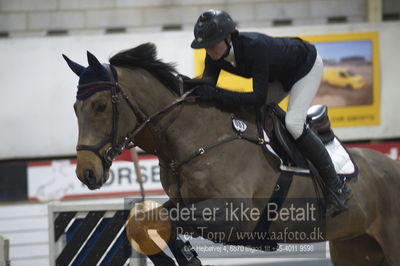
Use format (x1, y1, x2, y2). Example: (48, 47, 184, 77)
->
(167, 132, 264, 176)
(165, 114, 295, 251)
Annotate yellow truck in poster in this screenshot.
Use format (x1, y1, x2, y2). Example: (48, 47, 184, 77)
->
(322, 67, 365, 90)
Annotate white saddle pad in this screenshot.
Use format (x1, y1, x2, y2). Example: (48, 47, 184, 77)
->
(325, 137, 356, 177)
(262, 130, 357, 178)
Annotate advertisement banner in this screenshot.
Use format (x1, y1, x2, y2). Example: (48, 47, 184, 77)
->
(27, 154, 164, 201)
(19, 141, 400, 202)
(194, 32, 380, 128)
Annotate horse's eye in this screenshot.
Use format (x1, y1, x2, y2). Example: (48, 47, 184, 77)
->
(95, 103, 107, 113)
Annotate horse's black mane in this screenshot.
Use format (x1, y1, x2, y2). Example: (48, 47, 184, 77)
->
(109, 43, 179, 92)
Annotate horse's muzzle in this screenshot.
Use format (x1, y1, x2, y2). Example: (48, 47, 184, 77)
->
(81, 168, 110, 190)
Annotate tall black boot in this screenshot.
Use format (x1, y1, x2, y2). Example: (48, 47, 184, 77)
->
(295, 127, 352, 217)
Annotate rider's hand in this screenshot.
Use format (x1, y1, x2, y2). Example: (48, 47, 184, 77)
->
(194, 84, 221, 101)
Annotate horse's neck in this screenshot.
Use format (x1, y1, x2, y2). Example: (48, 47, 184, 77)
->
(117, 68, 175, 114)
(117, 67, 238, 161)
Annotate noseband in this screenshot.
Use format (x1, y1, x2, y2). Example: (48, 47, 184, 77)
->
(76, 64, 194, 169)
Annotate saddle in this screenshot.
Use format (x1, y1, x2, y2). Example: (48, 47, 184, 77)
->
(257, 104, 358, 180)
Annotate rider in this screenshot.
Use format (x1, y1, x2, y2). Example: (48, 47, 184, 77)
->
(191, 9, 352, 217)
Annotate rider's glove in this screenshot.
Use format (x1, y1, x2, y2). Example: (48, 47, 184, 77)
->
(194, 84, 222, 101)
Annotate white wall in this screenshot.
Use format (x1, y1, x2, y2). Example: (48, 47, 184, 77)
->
(1, 22, 400, 160)
(0, 31, 194, 160)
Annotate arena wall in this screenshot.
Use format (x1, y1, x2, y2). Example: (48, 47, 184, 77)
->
(0, 22, 399, 159)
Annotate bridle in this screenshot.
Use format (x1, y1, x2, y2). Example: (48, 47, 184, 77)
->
(76, 64, 195, 169)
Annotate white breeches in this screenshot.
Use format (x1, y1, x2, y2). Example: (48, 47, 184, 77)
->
(285, 54, 324, 139)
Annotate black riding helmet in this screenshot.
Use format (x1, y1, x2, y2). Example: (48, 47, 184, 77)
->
(191, 9, 236, 49)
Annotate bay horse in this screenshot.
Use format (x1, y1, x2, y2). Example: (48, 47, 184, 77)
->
(63, 43, 400, 266)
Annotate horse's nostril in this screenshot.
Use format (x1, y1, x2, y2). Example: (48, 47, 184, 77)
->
(84, 169, 96, 188)
(84, 169, 91, 182)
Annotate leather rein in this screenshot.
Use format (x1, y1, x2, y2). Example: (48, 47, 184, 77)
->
(76, 64, 195, 169)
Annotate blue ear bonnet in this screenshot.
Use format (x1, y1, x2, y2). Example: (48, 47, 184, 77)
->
(75, 65, 118, 100)
(62, 52, 119, 100)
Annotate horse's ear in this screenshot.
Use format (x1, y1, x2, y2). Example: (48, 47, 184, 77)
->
(62, 54, 85, 76)
(87, 51, 106, 75)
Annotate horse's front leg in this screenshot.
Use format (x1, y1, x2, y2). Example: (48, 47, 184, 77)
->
(144, 230, 202, 266)
(163, 199, 203, 266)
(126, 199, 202, 266)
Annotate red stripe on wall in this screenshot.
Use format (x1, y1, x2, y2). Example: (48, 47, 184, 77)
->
(28, 151, 158, 168)
(28, 189, 165, 201)
(27, 161, 52, 167)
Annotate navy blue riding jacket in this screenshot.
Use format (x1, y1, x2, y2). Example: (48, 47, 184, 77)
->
(203, 32, 317, 106)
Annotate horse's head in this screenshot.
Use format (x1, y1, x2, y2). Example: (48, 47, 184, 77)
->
(63, 43, 205, 190)
(63, 52, 137, 190)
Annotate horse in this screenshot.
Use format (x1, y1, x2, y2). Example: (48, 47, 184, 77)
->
(63, 43, 400, 266)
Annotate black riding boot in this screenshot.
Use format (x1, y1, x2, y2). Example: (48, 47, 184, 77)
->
(295, 127, 352, 217)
